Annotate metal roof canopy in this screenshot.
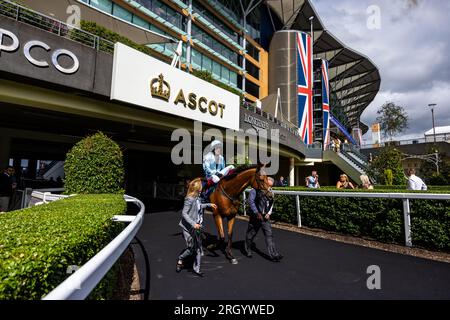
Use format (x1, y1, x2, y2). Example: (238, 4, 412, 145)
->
(266, 0, 381, 134)
(16, 0, 175, 45)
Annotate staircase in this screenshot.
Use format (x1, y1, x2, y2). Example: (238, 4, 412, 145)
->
(324, 145, 369, 183)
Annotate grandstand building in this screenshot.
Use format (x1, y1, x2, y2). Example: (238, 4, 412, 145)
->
(0, 0, 380, 201)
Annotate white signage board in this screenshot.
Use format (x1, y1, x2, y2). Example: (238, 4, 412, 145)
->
(111, 43, 240, 131)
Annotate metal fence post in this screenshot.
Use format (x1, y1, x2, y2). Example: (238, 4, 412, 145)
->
(296, 195, 302, 227)
(402, 198, 412, 247)
(242, 191, 246, 216)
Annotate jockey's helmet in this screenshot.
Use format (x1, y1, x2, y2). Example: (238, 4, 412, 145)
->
(210, 140, 222, 151)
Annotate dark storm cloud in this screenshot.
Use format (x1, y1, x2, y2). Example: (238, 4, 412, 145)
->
(311, 0, 450, 139)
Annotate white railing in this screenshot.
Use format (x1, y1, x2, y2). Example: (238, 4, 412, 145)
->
(243, 190, 450, 247)
(35, 193, 145, 300)
(362, 135, 450, 149)
(31, 188, 67, 205)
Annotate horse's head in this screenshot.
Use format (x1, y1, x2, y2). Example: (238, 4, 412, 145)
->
(251, 163, 271, 190)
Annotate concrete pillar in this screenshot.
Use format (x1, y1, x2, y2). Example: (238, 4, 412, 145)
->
(0, 136, 11, 169)
(289, 157, 295, 187)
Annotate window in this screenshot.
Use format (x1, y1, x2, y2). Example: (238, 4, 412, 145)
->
(230, 71, 237, 87)
(221, 67, 230, 83)
(246, 41, 259, 61)
(193, 2, 239, 43)
(191, 49, 202, 69)
(212, 61, 222, 78)
(113, 3, 132, 22)
(90, 0, 113, 13)
(246, 80, 259, 98)
(246, 61, 259, 79)
(133, 15, 150, 29)
(202, 55, 212, 72)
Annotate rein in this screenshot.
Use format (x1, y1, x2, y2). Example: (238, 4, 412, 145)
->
(218, 169, 268, 205)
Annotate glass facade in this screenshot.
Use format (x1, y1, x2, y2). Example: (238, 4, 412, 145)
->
(83, 0, 261, 97)
(191, 49, 238, 88)
(193, 2, 239, 43)
(192, 25, 238, 64)
(246, 61, 259, 79)
(246, 41, 259, 61)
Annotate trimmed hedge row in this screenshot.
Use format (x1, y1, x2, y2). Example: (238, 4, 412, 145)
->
(0, 194, 126, 300)
(64, 132, 125, 195)
(258, 188, 450, 251)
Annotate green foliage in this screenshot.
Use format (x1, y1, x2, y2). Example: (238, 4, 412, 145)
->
(0, 195, 126, 299)
(64, 132, 124, 194)
(420, 146, 450, 186)
(366, 147, 406, 185)
(76, 20, 154, 56)
(384, 169, 394, 186)
(376, 101, 409, 140)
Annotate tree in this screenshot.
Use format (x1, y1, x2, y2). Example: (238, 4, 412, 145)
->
(64, 132, 124, 194)
(366, 147, 406, 185)
(419, 146, 450, 185)
(376, 102, 409, 141)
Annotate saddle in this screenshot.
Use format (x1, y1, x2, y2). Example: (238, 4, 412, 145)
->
(200, 178, 216, 203)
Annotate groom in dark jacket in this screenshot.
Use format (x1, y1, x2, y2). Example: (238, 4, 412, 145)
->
(244, 177, 283, 262)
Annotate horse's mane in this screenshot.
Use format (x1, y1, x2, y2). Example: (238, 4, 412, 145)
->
(221, 164, 259, 181)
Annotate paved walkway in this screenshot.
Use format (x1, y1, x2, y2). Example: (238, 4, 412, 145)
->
(135, 211, 450, 300)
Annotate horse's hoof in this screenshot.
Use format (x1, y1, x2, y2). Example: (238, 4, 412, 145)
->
(231, 258, 238, 265)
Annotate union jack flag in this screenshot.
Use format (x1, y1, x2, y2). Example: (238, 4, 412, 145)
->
(296, 32, 313, 145)
(321, 59, 331, 150)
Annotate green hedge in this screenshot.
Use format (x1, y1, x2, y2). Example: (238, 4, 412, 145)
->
(0, 194, 126, 300)
(249, 188, 450, 251)
(64, 132, 125, 194)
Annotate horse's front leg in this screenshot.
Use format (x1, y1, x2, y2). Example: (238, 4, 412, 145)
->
(226, 215, 238, 264)
(207, 211, 225, 251)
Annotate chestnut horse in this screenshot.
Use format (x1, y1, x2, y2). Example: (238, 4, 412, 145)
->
(204, 164, 269, 264)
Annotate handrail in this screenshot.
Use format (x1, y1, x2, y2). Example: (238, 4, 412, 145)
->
(0, 0, 114, 54)
(42, 194, 145, 300)
(243, 189, 450, 247)
(270, 190, 450, 200)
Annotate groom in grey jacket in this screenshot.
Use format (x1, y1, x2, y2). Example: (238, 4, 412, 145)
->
(177, 196, 216, 276)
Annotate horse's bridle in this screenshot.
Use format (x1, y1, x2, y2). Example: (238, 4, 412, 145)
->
(219, 168, 270, 205)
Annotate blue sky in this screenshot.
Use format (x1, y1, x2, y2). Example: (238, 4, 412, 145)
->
(311, 0, 450, 142)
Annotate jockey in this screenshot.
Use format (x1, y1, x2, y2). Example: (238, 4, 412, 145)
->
(203, 140, 235, 186)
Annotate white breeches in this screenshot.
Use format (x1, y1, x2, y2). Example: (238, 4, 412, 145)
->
(211, 165, 235, 183)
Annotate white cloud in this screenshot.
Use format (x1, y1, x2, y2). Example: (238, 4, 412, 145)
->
(311, 0, 450, 141)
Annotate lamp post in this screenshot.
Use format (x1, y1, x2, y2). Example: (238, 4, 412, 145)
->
(428, 103, 437, 143)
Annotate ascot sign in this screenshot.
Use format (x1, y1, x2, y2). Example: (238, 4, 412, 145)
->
(111, 43, 240, 130)
(0, 27, 79, 74)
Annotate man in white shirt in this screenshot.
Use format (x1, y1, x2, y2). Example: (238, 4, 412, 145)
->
(406, 169, 427, 191)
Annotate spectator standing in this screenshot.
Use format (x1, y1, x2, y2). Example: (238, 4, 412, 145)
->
(277, 176, 287, 187)
(336, 174, 355, 189)
(305, 171, 320, 189)
(360, 175, 374, 190)
(0, 166, 15, 213)
(406, 169, 427, 191)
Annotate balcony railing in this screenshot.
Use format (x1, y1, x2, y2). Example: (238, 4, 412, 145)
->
(362, 134, 450, 149)
(0, 0, 114, 54)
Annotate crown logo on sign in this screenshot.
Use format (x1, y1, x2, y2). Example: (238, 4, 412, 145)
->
(150, 74, 171, 102)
